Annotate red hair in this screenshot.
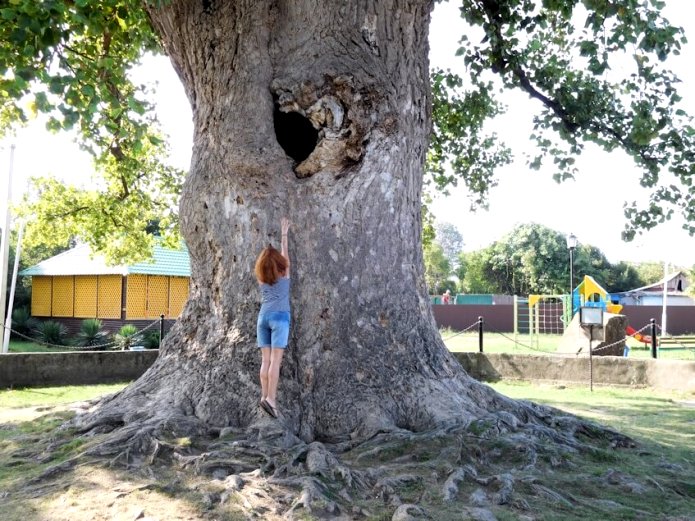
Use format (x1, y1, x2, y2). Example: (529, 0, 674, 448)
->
(254, 245, 288, 284)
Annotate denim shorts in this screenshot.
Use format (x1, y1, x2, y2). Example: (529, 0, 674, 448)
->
(257, 311, 290, 348)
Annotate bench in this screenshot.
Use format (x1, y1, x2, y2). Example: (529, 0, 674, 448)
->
(659, 336, 695, 349)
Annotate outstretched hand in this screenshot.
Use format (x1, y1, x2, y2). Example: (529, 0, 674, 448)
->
(281, 217, 291, 235)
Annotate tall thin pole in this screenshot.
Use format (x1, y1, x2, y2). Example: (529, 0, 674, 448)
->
(2, 220, 24, 353)
(661, 261, 668, 336)
(569, 246, 574, 315)
(0, 144, 15, 353)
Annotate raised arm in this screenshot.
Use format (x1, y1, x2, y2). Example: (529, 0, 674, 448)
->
(281, 217, 291, 277)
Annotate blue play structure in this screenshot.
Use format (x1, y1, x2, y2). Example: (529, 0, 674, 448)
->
(569, 275, 622, 317)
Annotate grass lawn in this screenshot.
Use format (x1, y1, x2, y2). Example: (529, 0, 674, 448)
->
(8, 340, 55, 353)
(442, 329, 695, 360)
(490, 381, 695, 520)
(0, 383, 129, 409)
(490, 381, 695, 454)
(0, 381, 694, 519)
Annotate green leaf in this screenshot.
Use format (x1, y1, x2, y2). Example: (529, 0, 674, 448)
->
(0, 8, 16, 20)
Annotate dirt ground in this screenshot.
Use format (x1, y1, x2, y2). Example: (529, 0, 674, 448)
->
(3, 397, 695, 521)
(2, 402, 354, 521)
(1, 403, 234, 521)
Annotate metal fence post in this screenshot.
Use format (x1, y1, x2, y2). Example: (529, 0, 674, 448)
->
(650, 318, 657, 359)
(159, 314, 165, 347)
(478, 316, 484, 353)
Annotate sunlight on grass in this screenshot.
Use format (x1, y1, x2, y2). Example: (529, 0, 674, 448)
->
(490, 381, 695, 454)
(0, 383, 130, 409)
(8, 340, 54, 353)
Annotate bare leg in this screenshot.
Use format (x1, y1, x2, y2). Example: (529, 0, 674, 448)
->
(259, 347, 271, 401)
(265, 347, 285, 409)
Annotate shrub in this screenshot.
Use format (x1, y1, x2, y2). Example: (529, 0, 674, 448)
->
(10, 307, 38, 338)
(34, 320, 69, 346)
(142, 330, 161, 349)
(114, 324, 141, 350)
(75, 319, 111, 349)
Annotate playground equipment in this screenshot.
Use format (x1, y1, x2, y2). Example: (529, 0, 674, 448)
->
(518, 275, 654, 349)
(569, 275, 653, 346)
(513, 294, 570, 349)
(569, 275, 622, 315)
(524, 294, 571, 348)
(625, 325, 652, 345)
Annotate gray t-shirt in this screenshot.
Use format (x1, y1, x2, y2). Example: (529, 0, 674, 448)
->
(259, 277, 291, 314)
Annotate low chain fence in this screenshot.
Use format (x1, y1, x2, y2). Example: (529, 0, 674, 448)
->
(442, 315, 695, 391)
(2, 317, 164, 352)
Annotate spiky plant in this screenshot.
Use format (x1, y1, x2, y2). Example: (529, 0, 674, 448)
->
(75, 318, 111, 349)
(34, 320, 69, 346)
(10, 307, 38, 338)
(114, 324, 142, 351)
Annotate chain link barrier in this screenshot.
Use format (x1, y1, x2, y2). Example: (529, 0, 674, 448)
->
(653, 323, 695, 352)
(444, 318, 663, 356)
(441, 319, 559, 353)
(484, 323, 555, 353)
(3, 318, 161, 351)
(441, 319, 482, 341)
(589, 323, 653, 355)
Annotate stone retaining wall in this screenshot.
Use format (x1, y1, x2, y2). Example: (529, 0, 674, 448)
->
(1, 351, 693, 392)
(454, 352, 695, 392)
(0, 351, 159, 388)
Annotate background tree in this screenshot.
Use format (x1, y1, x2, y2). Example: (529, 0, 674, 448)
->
(423, 242, 453, 296)
(458, 223, 569, 294)
(602, 261, 645, 293)
(572, 245, 644, 292)
(633, 261, 669, 286)
(458, 249, 497, 294)
(687, 265, 695, 296)
(459, 223, 647, 295)
(433, 221, 464, 269)
(0, 0, 690, 514)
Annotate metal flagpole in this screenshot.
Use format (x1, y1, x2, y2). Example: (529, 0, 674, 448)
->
(0, 144, 15, 353)
(2, 220, 24, 353)
(661, 261, 668, 336)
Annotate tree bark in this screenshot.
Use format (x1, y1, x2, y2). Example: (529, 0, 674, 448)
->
(75, 0, 607, 453)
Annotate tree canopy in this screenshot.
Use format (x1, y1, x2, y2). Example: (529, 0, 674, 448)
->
(1, 0, 693, 261)
(434, 221, 464, 268)
(456, 222, 646, 294)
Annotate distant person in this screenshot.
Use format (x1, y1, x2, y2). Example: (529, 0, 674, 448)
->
(254, 217, 291, 419)
(442, 289, 451, 305)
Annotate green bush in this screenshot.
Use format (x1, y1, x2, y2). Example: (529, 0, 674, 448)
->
(142, 330, 161, 349)
(34, 320, 69, 346)
(75, 319, 111, 349)
(114, 324, 141, 350)
(10, 307, 38, 338)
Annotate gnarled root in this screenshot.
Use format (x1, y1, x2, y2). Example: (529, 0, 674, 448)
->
(48, 380, 637, 519)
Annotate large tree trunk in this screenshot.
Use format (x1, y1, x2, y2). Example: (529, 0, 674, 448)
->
(82, 0, 496, 443)
(76, 2, 628, 490)
(68, 3, 635, 516)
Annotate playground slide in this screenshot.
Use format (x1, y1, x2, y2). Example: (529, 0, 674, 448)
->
(626, 325, 652, 345)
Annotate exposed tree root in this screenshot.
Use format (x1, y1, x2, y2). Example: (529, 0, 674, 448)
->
(38, 379, 645, 519)
(10, 376, 668, 520)
(8, 395, 694, 521)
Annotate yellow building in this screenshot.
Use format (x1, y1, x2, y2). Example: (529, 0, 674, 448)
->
(20, 243, 190, 332)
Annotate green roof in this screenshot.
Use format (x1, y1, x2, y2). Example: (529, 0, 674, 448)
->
(127, 244, 190, 276)
(20, 243, 190, 277)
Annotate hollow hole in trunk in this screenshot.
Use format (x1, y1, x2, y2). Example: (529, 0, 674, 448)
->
(273, 107, 318, 163)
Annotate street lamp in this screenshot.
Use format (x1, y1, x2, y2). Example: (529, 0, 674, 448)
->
(566, 232, 578, 314)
